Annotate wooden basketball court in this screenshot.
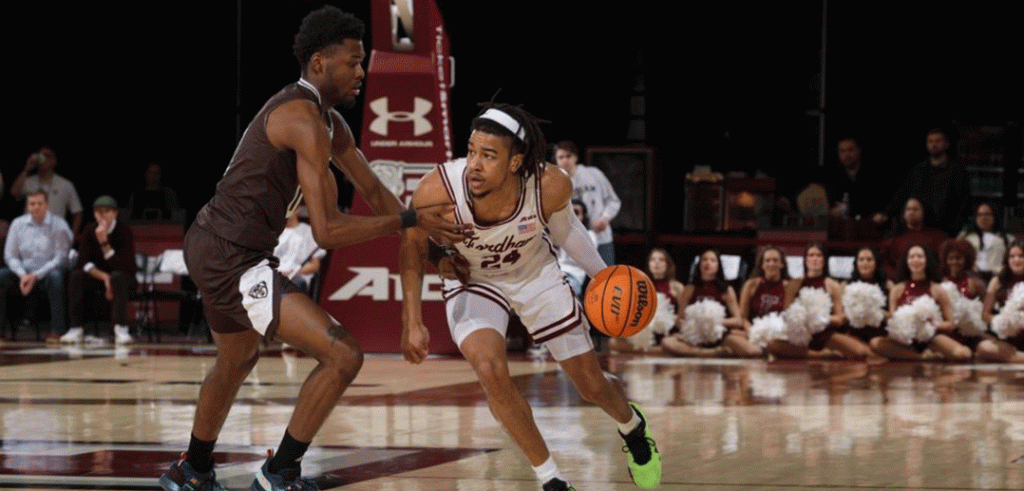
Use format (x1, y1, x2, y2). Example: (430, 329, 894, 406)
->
(0, 341, 1021, 490)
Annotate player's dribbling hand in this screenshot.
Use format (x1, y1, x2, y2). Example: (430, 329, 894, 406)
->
(416, 204, 473, 243)
(402, 322, 430, 364)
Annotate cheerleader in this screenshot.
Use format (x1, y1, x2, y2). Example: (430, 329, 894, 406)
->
(841, 246, 892, 344)
(739, 245, 788, 352)
(607, 248, 681, 353)
(938, 238, 991, 350)
(768, 243, 873, 359)
(976, 241, 1024, 362)
(939, 239, 987, 299)
(661, 249, 757, 357)
(648, 248, 684, 311)
(870, 245, 972, 361)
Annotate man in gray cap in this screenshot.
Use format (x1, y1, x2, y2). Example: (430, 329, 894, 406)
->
(60, 195, 138, 344)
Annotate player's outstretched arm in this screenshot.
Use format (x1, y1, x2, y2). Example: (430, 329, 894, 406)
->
(399, 169, 454, 364)
(329, 110, 472, 243)
(542, 166, 606, 277)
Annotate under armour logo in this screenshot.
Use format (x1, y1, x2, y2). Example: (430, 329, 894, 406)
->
(248, 281, 268, 299)
(369, 97, 433, 137)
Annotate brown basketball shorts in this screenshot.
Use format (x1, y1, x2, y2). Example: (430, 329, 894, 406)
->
(184, 225, 302, 338)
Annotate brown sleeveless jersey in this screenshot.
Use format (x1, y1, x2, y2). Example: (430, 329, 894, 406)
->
(195, 80, 328, 252)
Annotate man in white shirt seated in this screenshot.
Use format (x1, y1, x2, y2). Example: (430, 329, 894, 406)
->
(274, 206, 327, 293)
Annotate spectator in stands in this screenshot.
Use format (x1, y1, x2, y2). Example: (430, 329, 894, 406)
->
(825, 137, 885, 219)
(273, 206, 326, 293)
(957, 202, 1008, 281)
(878, 128, 970, 236)
(127, 162, 183, 221)
(883, 197, 948, 278)
(554, 200, 596, 298)
(11, 146, 84, 233)
(60, 196, 138, 345)
(0, 190, 73, 342)
(553, 141, 621, 266)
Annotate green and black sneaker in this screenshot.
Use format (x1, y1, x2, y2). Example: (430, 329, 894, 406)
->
(619, 402, 662, 488)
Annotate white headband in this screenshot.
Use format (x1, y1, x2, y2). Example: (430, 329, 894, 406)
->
(479, 108, 526, 141)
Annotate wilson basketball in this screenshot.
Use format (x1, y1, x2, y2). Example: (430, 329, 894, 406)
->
(583, 265, 657, 338)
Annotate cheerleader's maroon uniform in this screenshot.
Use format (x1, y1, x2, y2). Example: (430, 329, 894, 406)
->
(653, 278, 680, 313)
(945, 273, 978, 299)
(749, 278, 786, 319)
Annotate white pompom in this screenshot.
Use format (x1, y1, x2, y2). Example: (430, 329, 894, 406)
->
(958, 297, 986, 337)
(887, 295, 941, 345)
(749, 312, 786, 348)
(648, 292, 677, 335)
(680, 298, 727, 346)
(782, 301, 811, 347)
(781, 287, 832, 347)
(939, 281, 985, 337)
(800, 287, 833, 334)
(992, 283, 1024, 340)
(623, 292, 675, 350)
(842, 282, 886, 328)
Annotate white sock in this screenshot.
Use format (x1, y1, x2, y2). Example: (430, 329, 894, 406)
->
(532, 456, 561, 484)
(617, 406, 642, 435)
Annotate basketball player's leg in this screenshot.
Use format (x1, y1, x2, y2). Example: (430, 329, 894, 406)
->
(192, 327, 263, 441)
(555, 339, 662, 489)
(161, 307, 259, 491)
(557, 349, 633, 421)
(272, 291, 363, 441)
(459, 328, 551, 465)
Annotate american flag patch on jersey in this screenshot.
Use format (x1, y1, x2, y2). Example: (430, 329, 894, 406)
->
(518, 222, 535, 234)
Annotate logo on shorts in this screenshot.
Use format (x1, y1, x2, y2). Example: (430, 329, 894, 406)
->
(248, 281, 268, 299)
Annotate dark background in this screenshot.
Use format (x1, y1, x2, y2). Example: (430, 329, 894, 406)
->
(6, 1, 1020, 233)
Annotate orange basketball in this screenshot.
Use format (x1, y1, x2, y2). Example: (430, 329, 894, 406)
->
(583, 265, 657, 338)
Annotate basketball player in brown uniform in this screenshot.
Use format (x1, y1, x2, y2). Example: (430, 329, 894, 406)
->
(399, 103, 661, 490)
(158, 7, 471, 491)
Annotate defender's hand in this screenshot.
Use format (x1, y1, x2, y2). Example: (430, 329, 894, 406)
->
(415, 204, 473, 243)
(402, 321, 430, 364)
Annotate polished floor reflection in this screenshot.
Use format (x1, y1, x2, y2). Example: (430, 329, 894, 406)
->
(0, 342, 1021, 490)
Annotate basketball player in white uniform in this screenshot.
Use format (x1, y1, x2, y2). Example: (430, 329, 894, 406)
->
(400, 104, 662, 490)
